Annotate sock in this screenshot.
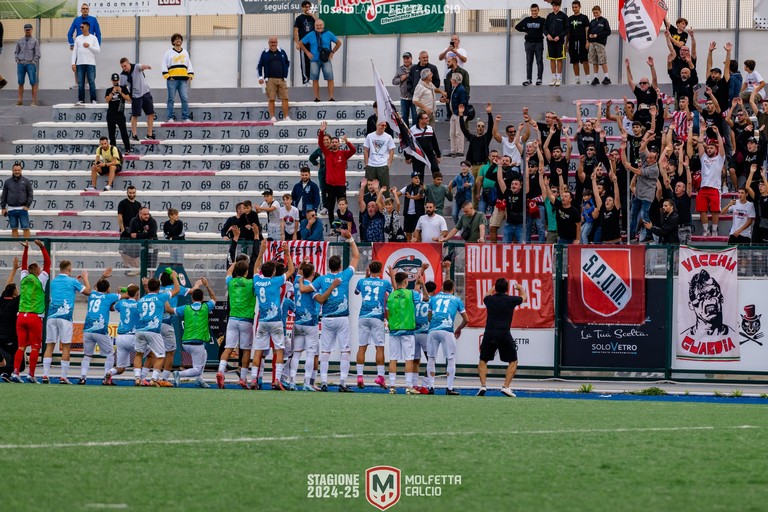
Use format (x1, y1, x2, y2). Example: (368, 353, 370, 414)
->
(109, 367, 118, 376)
(43, 357, 52, 377)
(404, 372, 413, 388)
(339, 352, 350, 386)
(319, 353, 330, 384)
(304, 353, 314, 386)
(140, 368, 149, 380)
(412, 372, 419, 387)
(133, 368, 141, 378)
(13, 348, 23, 374)
(276, 363, 285, 383)
(217, 360, 227, 373)
(702, 223, 709, 234)
(376, 365, 385, 377)
(28, 348, 39, 376)
(290, 354, 301, 381)
(152, 369, 160, 381)
(603, 72, 609, 79)
(240, 367, 248, 380)
(356, 363, 364, 377)
(447, 358, 456, 390)
(61, 360, 70, 379)
(104, 354, 114, 377)
(712, 224, 719, 235)
(161, 370, 170, 381)
(258, 359, 265, 379)
(281, 359, 290, 380)
(389, 371, 396, 387)
(427, 358, 436, 388)
(81, 355, 92, 377)
(250, 365, 259, 380)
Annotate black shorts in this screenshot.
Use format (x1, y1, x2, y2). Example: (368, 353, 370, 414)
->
(480, 332, 518, 363)
(98, 163, 122, 175)
(131, 92, 155, 117)
(403, 213, 419, 233)
(568, 40, 588, 63)
(547, 40, 565, 60)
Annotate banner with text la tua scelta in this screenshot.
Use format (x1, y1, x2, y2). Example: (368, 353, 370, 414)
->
(464, 244, 554, 329)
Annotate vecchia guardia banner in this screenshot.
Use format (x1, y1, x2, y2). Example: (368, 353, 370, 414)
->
(320, 0, 448, 35)
(618, 0, 668, 51)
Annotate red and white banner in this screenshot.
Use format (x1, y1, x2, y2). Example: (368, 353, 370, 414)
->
(676, 247, 740, 362)
(263, 241, 328, 273)
(372, 243, 443, 290)
(465, 244, 554, 328)
(619, 0, 668, 51)
(567, 246, 646, 325)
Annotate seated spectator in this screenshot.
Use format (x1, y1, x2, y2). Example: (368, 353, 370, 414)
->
(644, 199, 680, 244)
(299, 208, 324, 241)
(88, 136, 122, 191)
(163, 208, 185, 240)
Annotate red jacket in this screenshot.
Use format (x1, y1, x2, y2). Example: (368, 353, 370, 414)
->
(319, 130, 356, 186)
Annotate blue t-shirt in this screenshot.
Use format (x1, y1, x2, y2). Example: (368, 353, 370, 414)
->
(300, 30, 339, 63)
(355, 277, 393, 321)
(47, 274, 85, 321)
(137, 291, 172, 333)
(83, 291, 120, 334)
(161, 284, 189, 325)
(294, 277, 318, 326)
(253, 274, 286, 322)
(428, 292, 466, 332)
(389, 289, 424, 337)
(282, 297, 295, 329)
(115, 299, 139, 335)
(415, 297, 430, 334)
(313, 267, 354, 318)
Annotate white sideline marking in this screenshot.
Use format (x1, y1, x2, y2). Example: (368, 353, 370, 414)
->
(0, 425, 757, 451)
(84, 505, 128, 510)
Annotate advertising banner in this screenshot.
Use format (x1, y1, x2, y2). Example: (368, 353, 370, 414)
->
(676, 247, 740, 362)
(465, 244, 554, 329)
(561, 278, 668, 368)
(241, 0, 305, 14)
(567, 246, 646, 325)
(319, 0, 447, 35)
(371, 243, 443, 290)
(89, 0, 244, 17)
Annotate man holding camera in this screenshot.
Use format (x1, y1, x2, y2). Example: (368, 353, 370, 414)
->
(299, 19, 341, 102)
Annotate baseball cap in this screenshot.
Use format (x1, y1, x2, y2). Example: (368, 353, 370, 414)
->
(111, 73, 120, 81)
(647, 144, 660, 153)
(263, 188, 274, 196)
(24, 23, 32, 29)
(748, 137, 759, 144)
(410, 171, 421, 178)
(402, 52, 412, 58)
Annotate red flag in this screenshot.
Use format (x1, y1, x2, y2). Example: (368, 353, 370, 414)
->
(619, 0, 668, 51)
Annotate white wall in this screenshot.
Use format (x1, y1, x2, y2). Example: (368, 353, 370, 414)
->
(0, 30, 757, 90)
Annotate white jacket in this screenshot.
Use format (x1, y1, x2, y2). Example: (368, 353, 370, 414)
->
(71, 34, 100, 66)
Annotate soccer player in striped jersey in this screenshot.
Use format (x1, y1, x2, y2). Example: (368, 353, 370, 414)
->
(251, 240, 294, 390)
(311, 230, 359, 392)
(219, 259, 256, 389)
(10, 240, 50, 384)
(385, 270, 428, 394)
(354, 260, 392, 389)
(426, 279, 468, 395)
(42, 260, 91, 384)
(80, 278, 125, 385)
(105, 284, 140, 384)
(172, 278, 216, 388)
(133, 271, 180, 387)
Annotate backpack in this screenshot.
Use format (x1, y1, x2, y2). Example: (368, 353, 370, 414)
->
(387, 288, 416, 331)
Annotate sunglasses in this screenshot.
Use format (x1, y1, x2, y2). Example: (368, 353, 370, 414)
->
(638, 81, 649, 85)
(507, 130, 516, 134)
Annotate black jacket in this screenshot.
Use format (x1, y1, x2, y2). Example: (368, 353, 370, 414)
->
(651, 211, 680, 244)
(459, 112, 494, 164)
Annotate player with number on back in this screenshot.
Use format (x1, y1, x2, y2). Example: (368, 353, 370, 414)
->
(172, 278, 216, 388)
(293, 261, 329, 391)
(157, 269, 198, 386)
(218, 259, 255, 389)
(311, 229, 359, 392)
(251, 240, 294, 391)
(426, 278, 468, 396)
(133, 271, 180, 387)
(411, 264, 432, 394)
(79, 273, 125, 385)
(354, 260, 392, 389)
(105, 284, 140, 383)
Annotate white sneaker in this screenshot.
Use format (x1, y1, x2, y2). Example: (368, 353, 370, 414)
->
(318, 207, 328, 216)
(283, 116, 292, 122)
(554, 78, 561, 87)
(549, 78, 557, 86)
(270, 116, 277, 122)
(103, 185, 112, 191)
(500, 387, 517, 397)
(84, 184, 96, 191)
(91, 100, 98, 104)
(75, 101, 84, 105)
(711, 226, 718, 237)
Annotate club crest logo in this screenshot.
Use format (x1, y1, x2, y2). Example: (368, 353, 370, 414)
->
(366, 466, 401, 511)
(580, 248, 633, 317)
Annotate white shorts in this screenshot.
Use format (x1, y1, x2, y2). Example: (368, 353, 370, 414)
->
(135, 331, 165, 358)
(389, 335, 415, 362)
(414, 332, 429, 360)
(358, 318, 386, 347)
(82, 332, 114, 357)
(46, 318, 73, 344)
(254, 320, 284, 351)
(115, 333, 135, 368)
(320, 316, 351, 353)
(292, 324, 319, 353)
(161, 323, 178, 352)
(225, 318, 254, 350)
(180, 343, 207, 377)
(427, 330, 456, 360)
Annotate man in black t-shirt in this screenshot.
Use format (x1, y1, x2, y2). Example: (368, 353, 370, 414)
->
(106, 73, 131, 153)
(117, 186, 142, 274)
(566, 1, 590, 84)
(477, 278, 527, 398)
(626, 57, 658, 129)
(293, 1, 315, 85)
(543, 176, 581, 244)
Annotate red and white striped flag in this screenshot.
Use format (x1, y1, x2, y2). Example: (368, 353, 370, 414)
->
(263, 240, 329, 274)
(619, 0, 668, 51)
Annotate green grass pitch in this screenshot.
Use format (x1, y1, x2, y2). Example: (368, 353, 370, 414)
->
(2, 386, 767, 512)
